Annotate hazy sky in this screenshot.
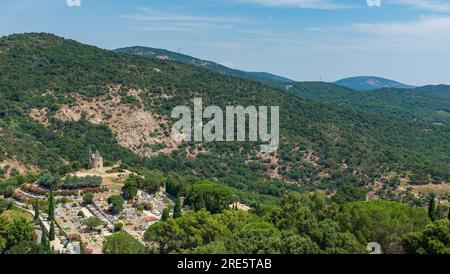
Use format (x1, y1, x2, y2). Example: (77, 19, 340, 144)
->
(1, 0, 450, 85)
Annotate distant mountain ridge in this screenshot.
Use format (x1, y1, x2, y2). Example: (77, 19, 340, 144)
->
(335, 76, 415, 91)
(115, 46, 293, 87)
(115, 47, 435, 94)
(291, 81, 450, 124)
(115, 46, 450, 125)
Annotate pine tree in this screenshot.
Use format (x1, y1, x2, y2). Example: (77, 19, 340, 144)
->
(173, 196, 182, 219)
(49, 220, 55, 241)
(48, 190, 55, 221)
(428, 193, 437, 222)
(33, 200, 40, 223)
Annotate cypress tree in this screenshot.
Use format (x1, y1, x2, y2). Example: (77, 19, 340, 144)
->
(41, 229, 50, 250)
(197, 194, 206, 211)
(33, 200, 40, 223)
(428, 193, 437, 222)
(173, 196, 182, 219)
(49, 220, 55, 241)
(48, 190, 55, 221)
(161, 208, 170, 221)
(79, 241, 85, 254)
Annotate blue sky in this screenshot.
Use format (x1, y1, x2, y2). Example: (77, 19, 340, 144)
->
(1, 0, 450, 85)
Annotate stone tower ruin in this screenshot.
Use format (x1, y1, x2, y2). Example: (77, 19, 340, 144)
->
(90, 150, 103, 170)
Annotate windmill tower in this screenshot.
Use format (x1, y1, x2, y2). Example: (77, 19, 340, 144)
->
(90, 150, 103, 170)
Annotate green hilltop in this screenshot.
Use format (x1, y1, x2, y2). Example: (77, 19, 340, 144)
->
(335, 76, 415, 91)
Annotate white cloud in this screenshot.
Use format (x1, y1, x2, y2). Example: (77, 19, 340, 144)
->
(120, 7, 250, 32)
(288, 16, 450, 52)
(354, 16, 450, 42)
(231, 0, 351, 9)
(124, 26, 192, 32)
(232, 0, 450, 11)
(389, 0, 450, 12)
(238, 15, 450, 53)
(121, 7, 248, 24)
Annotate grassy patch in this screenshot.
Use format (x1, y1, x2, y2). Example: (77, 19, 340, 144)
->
(1, 208, 33, 222)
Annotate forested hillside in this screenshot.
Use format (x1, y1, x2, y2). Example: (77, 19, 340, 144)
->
(334, 76, 414, 91)
(1, 33, 450, 205)
(1, 33, 450, 255)
(119, 47, 450, 126)
(114, 46, 293, 88)
(291, 82, 450, 125)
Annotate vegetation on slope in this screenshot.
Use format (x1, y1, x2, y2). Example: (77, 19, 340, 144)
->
(292, 81, 450, 124)
(114, 46, 293, 88)
(0, 33, 449, 254)
(1, 33, 450, 204)
(334, 76, 414, 91)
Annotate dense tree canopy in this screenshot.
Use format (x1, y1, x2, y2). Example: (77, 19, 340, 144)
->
(337, 200, 430, 254)
(185, 181, 236, 214)
(103, 232, 146, 254)
(145, 192, 369, 254)
(402, 219, 450, 254)
(0, 207, 49, 254)
(107, 195, 124, 214)
(225, 221, 280, 254)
